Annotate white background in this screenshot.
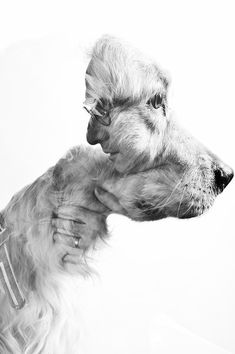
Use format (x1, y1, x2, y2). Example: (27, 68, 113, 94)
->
(0, 1, 234, 353)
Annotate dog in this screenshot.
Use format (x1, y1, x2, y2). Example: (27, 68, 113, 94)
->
(56, 35, 233, 226)
(0, 35, 233, 353)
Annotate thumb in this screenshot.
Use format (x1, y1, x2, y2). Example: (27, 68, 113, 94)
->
(94, 187, 126, 214)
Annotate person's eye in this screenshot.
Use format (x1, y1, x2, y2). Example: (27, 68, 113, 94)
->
(83, 102, 111, 126)
(146, 94, 163, 109)
(94, 113, 111, 126)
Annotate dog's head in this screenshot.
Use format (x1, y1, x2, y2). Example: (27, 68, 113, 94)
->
(84, 35, 233, 219)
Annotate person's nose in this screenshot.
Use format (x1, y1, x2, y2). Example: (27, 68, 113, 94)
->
(86, 121, 109, 146)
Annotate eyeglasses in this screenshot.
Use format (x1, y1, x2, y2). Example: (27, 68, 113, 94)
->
(83, 106, 111, 126)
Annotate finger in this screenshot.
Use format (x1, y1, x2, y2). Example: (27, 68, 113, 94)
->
(62, 253, 84, 265)
(53, 232, 82, 248)
(62, 245, 88, 264)
(52, 218, 83, 238)
(56, 204, 103, 221)
(54, 206, 86, 224)
(94, 187, 125, 214)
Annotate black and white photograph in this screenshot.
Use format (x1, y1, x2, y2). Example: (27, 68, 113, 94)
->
(0, 1, 234, 353)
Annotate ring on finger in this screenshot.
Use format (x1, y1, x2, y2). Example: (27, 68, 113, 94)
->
(73, 237, 81, 249)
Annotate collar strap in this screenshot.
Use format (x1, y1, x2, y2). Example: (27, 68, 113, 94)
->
(0, 219, 26, 310)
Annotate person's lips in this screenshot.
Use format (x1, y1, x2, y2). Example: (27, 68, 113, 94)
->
(108, 152, 119, 161)
(102, 150, 119, 161)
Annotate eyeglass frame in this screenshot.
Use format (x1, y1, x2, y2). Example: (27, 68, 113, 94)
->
(83, 106, 111, 126)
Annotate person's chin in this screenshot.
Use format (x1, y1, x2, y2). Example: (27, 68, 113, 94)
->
(113, 156, 132, 174)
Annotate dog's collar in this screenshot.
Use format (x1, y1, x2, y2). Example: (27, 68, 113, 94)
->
(0, 216, 25, 310)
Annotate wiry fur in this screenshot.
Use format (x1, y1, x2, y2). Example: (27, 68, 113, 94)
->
(0, 36, 233, 353)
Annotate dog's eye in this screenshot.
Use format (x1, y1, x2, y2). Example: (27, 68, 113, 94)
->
(146, 94, 163, 109)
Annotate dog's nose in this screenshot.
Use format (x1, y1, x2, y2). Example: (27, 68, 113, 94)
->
(214, 166, 233, 193)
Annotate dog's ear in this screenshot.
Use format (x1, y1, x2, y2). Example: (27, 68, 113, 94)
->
(52, 164, 65, 191)
(52, 160, 72, 192)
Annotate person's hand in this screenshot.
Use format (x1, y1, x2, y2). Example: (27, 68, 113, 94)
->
(51, 187, 127, 265)
(94, 186, 126, 214)
(52, 204, 107, 264)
